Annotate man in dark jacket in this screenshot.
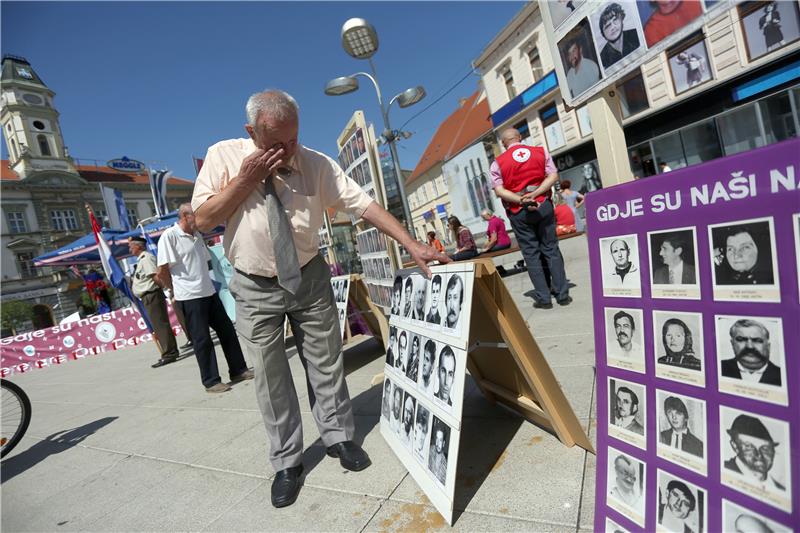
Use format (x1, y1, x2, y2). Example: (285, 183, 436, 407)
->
(659, 396, 703, 458)
(721, 318, 782, 386)
(598, 3, 641, 68)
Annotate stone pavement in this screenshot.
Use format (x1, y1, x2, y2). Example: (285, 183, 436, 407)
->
(1, 235, 597, 532)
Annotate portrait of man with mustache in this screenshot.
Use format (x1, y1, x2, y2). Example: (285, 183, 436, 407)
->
(721, 319, 782, 386)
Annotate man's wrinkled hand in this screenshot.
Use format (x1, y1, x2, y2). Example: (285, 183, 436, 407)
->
(238, 146, 285, 186)
(409, 241, 451, 278)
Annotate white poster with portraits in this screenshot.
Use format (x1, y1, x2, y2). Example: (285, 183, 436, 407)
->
(719, 406, 793, 513)
(656, 470, 707, 533)
(607, 377, 646, 450)
(589, 1, 646, 76)
(721, 499, 792, 533)
(715, 315, 787, 407)
(605, 307, 646, 374)
(655, 389, 707, 476)
(600, 234, 642, 298)
(330, 275, 350, 339)
(647, 227, 701, 300)
(606, 447, 646, 526)
(652, 310, 705, 388)
(708, 216, 781, 303)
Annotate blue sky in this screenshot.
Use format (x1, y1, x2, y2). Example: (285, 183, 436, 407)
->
(2, 1, 524, 180)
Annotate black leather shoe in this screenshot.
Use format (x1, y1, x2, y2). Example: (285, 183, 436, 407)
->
(533, 301, 553, 310)
(326, 441, 371, 472)
(151, 356, 177, 368)
(557, 296, 573, 306)
(271, 464, 304, 508)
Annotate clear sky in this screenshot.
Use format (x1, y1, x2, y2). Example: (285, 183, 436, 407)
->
(2, 1, 524, 181)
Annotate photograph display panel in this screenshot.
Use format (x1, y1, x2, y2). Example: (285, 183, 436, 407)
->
(589, 1, 646, 75)
(600, 233, 642, 298)
(667, 36, 713, 95)
(647, 227, 701, 300)
(606, 446, 646, 526)
(607, 377, 646, 450)
(558, 18, 603, 100)
(604, 307, 646, 374)
(585, 140, 799, 533)
(715, 315, 787, 406)
(740, 1, 800, 61)
(330, 275, 350, 338)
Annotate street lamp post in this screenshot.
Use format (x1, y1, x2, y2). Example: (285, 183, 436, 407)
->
(324, 18, 425, 233)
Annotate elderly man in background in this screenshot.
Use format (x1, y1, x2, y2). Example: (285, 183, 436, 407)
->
(479, 209, 511, 254)
(191, 89, 448, 508)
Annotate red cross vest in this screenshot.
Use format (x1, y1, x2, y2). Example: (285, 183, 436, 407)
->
(496, 144, 549, 214)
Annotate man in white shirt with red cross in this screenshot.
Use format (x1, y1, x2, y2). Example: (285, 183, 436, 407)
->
(489, 128, 571, 309)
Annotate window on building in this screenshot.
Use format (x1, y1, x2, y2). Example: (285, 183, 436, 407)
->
(37, 134, 51, 156)
(717, 105, 764, 156)
(10, 138, 19, 160)
(528, 46, 543, 83)
(512, 119, 530, 143)
(420, 185, 428, 203)
(148, 202, 157, 217)
(618, 71, 649, 119)
(127, 208, 139, 227)
(576, 106, 592, 137)
(540, 103, 566, 151)
(431, 178, 439, 198)
(628, 142, 656, 178)
(681, 118, 723, 165)
(16, 252, 36, 278)
(759, 90, 797, 144)
(6, 211, 27, 233)
(651, 131, 686, 172)
(50, 209, 78, 231)
(503, 67, 516, 100)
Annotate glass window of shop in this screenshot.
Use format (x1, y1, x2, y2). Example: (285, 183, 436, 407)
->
(512, 119, 531, 143)
(760, 89, 798, 144)
(717, 104, 764, 155)
(618, 71, 649, 119)
(651, 131, 686, 172)
(681, 118, 722, 165)
(540, 103, 566, 151)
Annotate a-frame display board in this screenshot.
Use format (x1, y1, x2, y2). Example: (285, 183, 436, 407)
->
(334, 273, 389, 347)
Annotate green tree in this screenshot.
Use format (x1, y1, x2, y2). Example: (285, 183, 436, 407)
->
(1, 300, 33, 335)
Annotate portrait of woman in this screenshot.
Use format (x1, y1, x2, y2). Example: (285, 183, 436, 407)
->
(657, 318, 702, 371)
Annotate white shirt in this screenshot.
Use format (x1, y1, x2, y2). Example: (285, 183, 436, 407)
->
(737, 362, 768, 383)
(157, 223, 216, 301)
(566, 57, 600, 98)
(733, 457, 785, 491)
(609, 338, 643, 360)
(605, 263, 639, 288)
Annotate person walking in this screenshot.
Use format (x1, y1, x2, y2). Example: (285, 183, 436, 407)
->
(190, 89, 448, 508)
(448, 216, 478, 261)
(490, 128, 571, 309)
(157, 204, 254, 393)
(128, 236, 181, 368)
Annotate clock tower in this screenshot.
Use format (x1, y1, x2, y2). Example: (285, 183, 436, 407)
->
(1, 55, 77, 179)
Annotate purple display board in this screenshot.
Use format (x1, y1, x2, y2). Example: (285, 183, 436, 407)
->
(587, 139, 799, 533)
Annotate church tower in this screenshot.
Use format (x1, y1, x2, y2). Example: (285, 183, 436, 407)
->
(1, 55, 77, 179)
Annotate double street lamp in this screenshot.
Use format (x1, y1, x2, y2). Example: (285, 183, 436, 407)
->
(324, 18, 425, 233)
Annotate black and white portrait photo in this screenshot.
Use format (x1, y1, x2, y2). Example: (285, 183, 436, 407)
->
(668, 38, 712, 95)
(402, 276, 414, 318)
(425, 274, 443, 326)
(722, 499, 792, 533)
(720, 407, 792, 511)
(716, 315, 787, 406)
(405, 333, 421, 383)
(608, 378, 646, 449)
(605, 518, 630, 533)
(657, 470, 706, 533)
(434, 345, 456, 408)
(657, 391, 707, 475)
(600, 235, 642, 297)
(653, 311, 705, 387)
(411, 275, 428, 321)
(548, 0, 585, 29)
(710, 218, 780, 302)
(390, 382, 404, 435)
(443, 273, 465, 331)
(648, 228, 700, 299)
(428, 416, 450, 486)
(386, 326, 398, 367)
(607, 448, 645, 526)
(381, 378, 392, 421)
(590, 2, 644, 72)
(605, 307, 646, 374)
(396, 330, 410, 374)
(418, 338, 437, 397)
(400, 391, 416, 449)
(559, 19, 603, 99)
(412, 403, 431, 464)
(740, 1, 800, 61)
(391, 275, 403, 316)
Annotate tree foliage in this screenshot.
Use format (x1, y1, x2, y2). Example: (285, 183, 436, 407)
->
(1, 300, 33, 334)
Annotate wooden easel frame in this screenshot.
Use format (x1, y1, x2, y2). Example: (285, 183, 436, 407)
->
(467, 258, 594, 452)
(341, 273, 389, 346)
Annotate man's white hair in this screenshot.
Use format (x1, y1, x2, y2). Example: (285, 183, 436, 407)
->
(246, 89, 299, 126)
(480, 208, 493, 218)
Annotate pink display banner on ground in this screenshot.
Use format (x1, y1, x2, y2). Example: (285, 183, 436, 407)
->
(0, 305, 183, 377)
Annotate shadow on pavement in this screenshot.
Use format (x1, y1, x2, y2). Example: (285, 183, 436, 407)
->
(0, 417, 118, 483)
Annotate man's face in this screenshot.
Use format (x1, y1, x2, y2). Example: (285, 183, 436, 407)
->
(430, 281, 441, 308)
(615, 317, 634, 348)
(246, 115, 299, 162)
(665, 324, 686, 353)
(726, 232, 758, 273)
(422, 347, 434, 378)
(438, 354, 456, 400)
(614, 459, 636, 491)
(567, 43, 581, 68)
(414, 419, 427, 451)
(731, 324, 770, 371)
(403, 398, 414, 430)
(180, 210, 198, 233)
(414, 282, 426, 313)
(392, 287, 401, 309)
(446, 282, 462, 324)
(434, 430, 445, 454)
(666, 408, 688, 432)
(404, 283, 413, 308)
(128, 241, 144, 256)
(601, 14, 623, 42)
(392, 390, 402, 418)
(660, 241, 682, 267)
(667, 488, 693, 519)
(611, 240, 631, 268)
(399, 335, 409, 364)
(410, 338, 420, 361)
(732, 433, 776, 476)
(616, 391, 636, 418)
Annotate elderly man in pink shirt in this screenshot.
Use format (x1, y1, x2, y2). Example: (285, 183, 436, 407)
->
(479, 209, 511, 254)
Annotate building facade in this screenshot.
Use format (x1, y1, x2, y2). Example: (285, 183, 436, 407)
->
(1, 56, 192, 332)
(474, 2, 800, 190)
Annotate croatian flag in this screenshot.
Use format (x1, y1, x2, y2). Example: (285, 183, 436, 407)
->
(139, 224, 158, 257)
(148, 169, 171, 217)
(88, 206, 153, 333)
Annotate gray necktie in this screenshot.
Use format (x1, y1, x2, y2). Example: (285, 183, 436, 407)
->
(265, 174, 301, 294)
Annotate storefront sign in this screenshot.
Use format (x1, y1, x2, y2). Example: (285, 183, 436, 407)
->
(107, 156, 145, 173)
(587, 140, 798, 533)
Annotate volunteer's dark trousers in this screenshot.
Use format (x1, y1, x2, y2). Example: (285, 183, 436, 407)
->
(177, 294, 248, 388)
(507, 199, 569, 304)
